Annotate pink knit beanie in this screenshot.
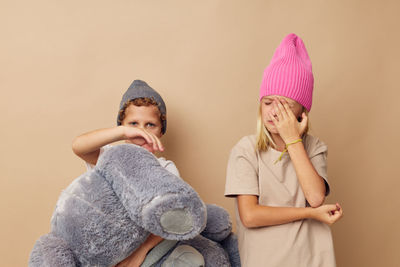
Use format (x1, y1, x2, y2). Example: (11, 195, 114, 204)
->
(259, 33, 314, 111)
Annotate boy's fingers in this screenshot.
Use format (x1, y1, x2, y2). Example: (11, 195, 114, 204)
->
(141, 129, 157, 148)
(154, 135, 164, 151)
(141, 131, 154, 144)
(147, 131, 163, 152)
(150, 135, 158, 151)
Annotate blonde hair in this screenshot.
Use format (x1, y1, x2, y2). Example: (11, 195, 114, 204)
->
(256, 103, 309, 151)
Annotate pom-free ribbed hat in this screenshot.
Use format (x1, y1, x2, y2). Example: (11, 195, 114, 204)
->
(259, 33, 314, 111)
(117, 80, 167, 134)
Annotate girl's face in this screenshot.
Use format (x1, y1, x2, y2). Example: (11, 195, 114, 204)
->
(261, 95, 304, 134)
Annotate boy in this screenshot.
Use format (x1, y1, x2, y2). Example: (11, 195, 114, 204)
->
(72, 80, 203, 267)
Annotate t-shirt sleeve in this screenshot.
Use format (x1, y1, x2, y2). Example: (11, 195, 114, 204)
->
(85, 145, 112, 171)
(157, 157, 181, 178)
(225, 137, 260, 197)
(163, 160, 181, 177)
(306, 136, 330, 196)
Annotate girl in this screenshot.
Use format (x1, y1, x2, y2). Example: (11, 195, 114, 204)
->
(225, 34, 343, 267)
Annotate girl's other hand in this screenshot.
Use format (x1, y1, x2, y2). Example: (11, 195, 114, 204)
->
(309, 203, 343, 225)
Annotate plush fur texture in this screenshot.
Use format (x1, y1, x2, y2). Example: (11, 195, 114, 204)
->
(29, 144, 240, 266)
(201, 204, 233, 242)
(169, 235, 231, 267)
(220, 233, 241, 267)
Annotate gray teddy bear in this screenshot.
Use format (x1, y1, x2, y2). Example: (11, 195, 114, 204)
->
(29, 144, 240, 266)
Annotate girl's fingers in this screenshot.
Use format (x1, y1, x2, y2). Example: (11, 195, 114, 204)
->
(299, 112, 308, 132)
(281, 99, 297, 120)
(336, 203, 343, 216)
(325, 204, 338, 212)
(276, 99, 288, 120)
(273, 101, 283, 122)
(269, 111, 278, 124)
(331, 211, 342, 223)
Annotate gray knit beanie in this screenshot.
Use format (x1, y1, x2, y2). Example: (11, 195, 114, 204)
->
(117, 80, 167, 134)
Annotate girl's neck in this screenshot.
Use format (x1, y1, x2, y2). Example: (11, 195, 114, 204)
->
(271, 133, 286, 152)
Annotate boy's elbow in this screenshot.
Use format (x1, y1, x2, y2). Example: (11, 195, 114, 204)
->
(71, 138, 81, 156)
(71, 138, 88, 159)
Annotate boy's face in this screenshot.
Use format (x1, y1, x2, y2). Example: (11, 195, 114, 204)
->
(121, 104, 163, 151)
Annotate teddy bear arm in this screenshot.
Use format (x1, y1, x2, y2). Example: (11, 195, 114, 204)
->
(29, 233, 77, 267)
(96, 144, 207, 240)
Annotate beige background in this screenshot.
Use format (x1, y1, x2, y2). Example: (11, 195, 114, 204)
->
(1, 0, 399, 266)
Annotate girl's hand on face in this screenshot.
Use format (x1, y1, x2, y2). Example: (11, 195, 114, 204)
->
(268, 98, 307, 144)
(122, 126, 164, 153)
(310, 203, 343, 225)
(298, 111, 308, 137)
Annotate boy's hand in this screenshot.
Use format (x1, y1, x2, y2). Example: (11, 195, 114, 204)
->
(268, 98, 308, 144)
(309, 203, 343, 225)
(122, 126, 164, 153)
(114, 245, 148, 267)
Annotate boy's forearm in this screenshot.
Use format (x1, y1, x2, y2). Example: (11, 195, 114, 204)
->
(72, 126, 125, 163)
(116, 234, 163, 266)
(140, 234, 163, 252)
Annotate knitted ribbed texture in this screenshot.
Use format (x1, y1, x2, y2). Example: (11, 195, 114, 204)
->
(259, 33, 314, 111)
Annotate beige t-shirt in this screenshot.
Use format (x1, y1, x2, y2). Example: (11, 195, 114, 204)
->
(225, 134, 336, 267)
